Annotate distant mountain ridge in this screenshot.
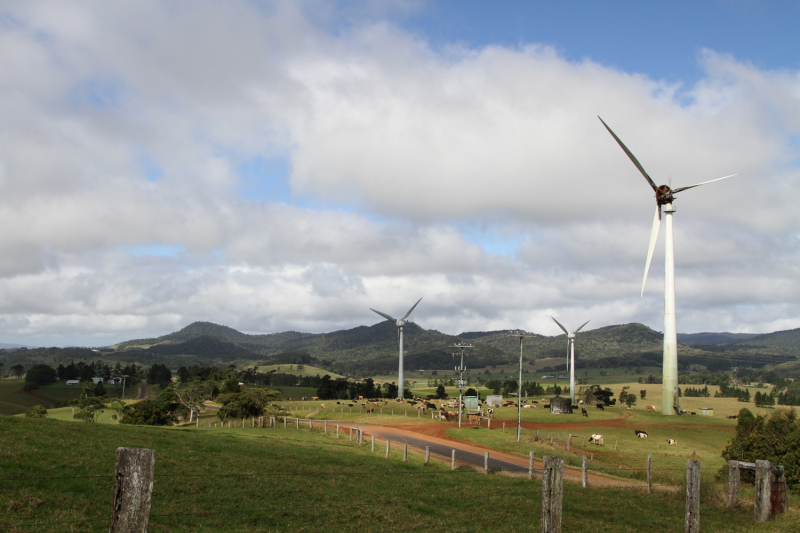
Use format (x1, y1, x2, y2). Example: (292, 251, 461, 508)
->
(677, 332, 759, 346)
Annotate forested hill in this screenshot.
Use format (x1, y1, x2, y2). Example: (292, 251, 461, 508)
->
(2, 321, 797, 374)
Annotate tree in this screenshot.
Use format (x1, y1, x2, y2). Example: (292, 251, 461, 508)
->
(640, 390, 647, 400)
(435, 384, 446, 399)
(619, 387, 637, 409)
(720, 408, 800, 489)
(120, 399, 177, 426)
(10, 364, 25, 379)
(177, 366, 191, 384)
(172, 381, 215, 422)
(147, 364, 173, 387)
(73, 397, 107, 422)
(25, 405, 48, 418)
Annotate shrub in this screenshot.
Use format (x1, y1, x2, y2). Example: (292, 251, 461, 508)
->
(25, 405, 48, 418)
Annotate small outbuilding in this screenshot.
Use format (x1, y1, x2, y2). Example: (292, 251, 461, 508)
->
(699, 407, 714, 416)
(486, 395, 503, 407)
(66, 380, 80, 386)
(550, 396, 573, 414)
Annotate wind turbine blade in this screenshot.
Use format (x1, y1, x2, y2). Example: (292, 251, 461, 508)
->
(641, 206, 662, 297)
(598, 117, 659, 192)
(370, 308, 396, 322)
(574, 320, 591, 334)
(550, 316, 569, 335)
(672, 174, 738, 194)
(402, 297, 423, 320)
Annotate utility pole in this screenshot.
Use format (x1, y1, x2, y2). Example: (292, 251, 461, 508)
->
(508, 331, 533, 442)
(453, 343, 473, 429)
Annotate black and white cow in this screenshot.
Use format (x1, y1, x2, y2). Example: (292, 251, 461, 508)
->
(589, 434, 604, 445)
(635, 430, 648, 438)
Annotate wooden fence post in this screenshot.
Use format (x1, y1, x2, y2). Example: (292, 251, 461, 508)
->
(529, 451, 535, 480)
(336, 424, 339, 438)
(403, 444, 408, 462)
(451, 449, 456, 471)
(296, 418, 299, 429)
(386, 440, 391, 458)
(754, 460, 772, 523)
(488, 418, 491, 429)
(567, 434, 571, 453)
(372, 435, 375, 452)
(727, 460, 739, 507)
(283, 417, 287, 428)
(425, 446, 430, 465)
(582, 455, 588, 488)
(503, 422, 505, 433)
(685, 460, 700, 533)
(535, 429, 539, 441)
(541, 456, 564, 533)
(774, 466, 788, 516)
(109, 447, 156, 533)
(324, 420, 327, 434)
(349, 427, 353, 442)
(484, 452, 489, 474)
(647, 454, 653, 494)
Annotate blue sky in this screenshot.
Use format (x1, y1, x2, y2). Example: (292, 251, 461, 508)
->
(0, 1, 798, 346)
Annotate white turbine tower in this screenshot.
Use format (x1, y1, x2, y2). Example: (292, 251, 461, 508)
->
(551, 317, 590, 405)
(370, 297, 423, 399)
(599, 116, 736, 415)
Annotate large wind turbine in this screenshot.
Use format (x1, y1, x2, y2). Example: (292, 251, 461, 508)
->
(370, 297, 423, 399)
(551, 317, 590, 405)
(599, 116, 736, 415)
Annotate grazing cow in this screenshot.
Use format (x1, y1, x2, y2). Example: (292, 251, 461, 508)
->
(635, 430, 648, 438)
(502, 401, 515, 407)
(487, 408, 494, 417)
(680, 410, 689, 415)
(645, 405, 657, 412)
(468, 414, 480, 425)
(691, 412, 697, 415)
(366, 407, 374, 414)
(727, 415, 738, 420)
(336, 401, 340, 404)
(301, 397, 306, 401)
(361, 402, 366, 407)
(667, 439, 677, 445)
(447, 411, 458, 421)
(320, 404, 326, 410)
(589, 434, 604, 445)
(523, 404, 536, 409)
(596, 403, 605, 410)
(347, 403, 354, 407)
(581, 407, 588, 417)
(287, 398, 292, 401)
(312, 397, 319, 401)
(358, 396, 364, 400)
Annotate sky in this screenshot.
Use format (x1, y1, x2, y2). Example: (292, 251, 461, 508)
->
(1, 0, 799, 347)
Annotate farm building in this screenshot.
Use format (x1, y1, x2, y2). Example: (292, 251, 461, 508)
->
(699, 407, 714, 416)
(486, 395, 503, 407)
(550, 396, 572, 414)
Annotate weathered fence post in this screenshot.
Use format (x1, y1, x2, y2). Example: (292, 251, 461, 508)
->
(403, 444, 408, 462)
(109, 447, 156, 533)
(336, 424, 339, 438)
(726, 460, 739, 507)
(296, 418, 299, 429)
(541, 456, 564, 533)
(647, 454, 653, 494)
(535, 429, 539, 441)
(488, 418, 491, 429)
(503, 422, 505, 433)
(614, 440, 617, 451)
(754, 460, 772, 523)
(451, 449, 456, 471)
(529, 451, 535, 480)
(567, 434, 571, 453)
(425, 446, 430, 465)
(774, 466, 788, 516)
(349, 427, 353, 442)
(582, 455, 588, 488)
(484, 452, 489, 474)
(386, 440, 391, 458)
(372, 435, 375, 452)
(685, 460, 700, 533)
(283, 417, 287, 428)
(324, 420, 327, 434)
(309, 420, 313, 430)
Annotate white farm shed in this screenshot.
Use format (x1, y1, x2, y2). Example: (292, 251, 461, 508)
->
(486, 395, 503, 407)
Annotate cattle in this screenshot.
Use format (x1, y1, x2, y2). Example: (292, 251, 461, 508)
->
(320, 404, 326, 410)
(727, 415, 738, 420)
(502, 400, 515, 407)
(596, 403, 605, 410)
(347, 403, 354, 407)
(487, 408, 494, 417)
(287, 398, 292, 401)
(336, 401, 340, 404)
(372, 402, 379, 406)
(645, 405, 657, 411)
(366, 407, 374, 414)
(523, 404, 536, 409)
(581, 407, 588, 417)
(358, 396, 364, 400)
(667, 439, 677, 445)
(589, 434, 604, 445)
(301, 397, 306, 401)
(311, 396, 319, 401)
(468, 414, 480, 425)
(635, 430, 648, 438)
(680, 410, 690, 415)
(690, 412, 697, 415)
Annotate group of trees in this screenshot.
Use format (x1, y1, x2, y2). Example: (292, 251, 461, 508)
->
(754, 391, 776, 408)
(775, 381, 800, 406)
(682, 386, 711, 398)
(714, 383, 751, 401)
(482, 379, 545, 397)
(721, 408, 800, 489)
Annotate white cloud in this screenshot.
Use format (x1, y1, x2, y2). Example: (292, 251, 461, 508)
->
(0, 2, 798, 346)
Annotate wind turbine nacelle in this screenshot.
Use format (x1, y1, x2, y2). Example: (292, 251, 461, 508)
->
(656, 185, 674, 204)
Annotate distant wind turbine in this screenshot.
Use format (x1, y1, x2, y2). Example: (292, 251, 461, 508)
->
(551, 317, 590, 405)
(370, 297, 423, 399)
(599, 116, 736, 415)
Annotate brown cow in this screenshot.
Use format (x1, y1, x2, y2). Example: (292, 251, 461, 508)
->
(468, 414, 480, 425)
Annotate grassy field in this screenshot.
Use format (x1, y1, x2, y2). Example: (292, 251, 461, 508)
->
(2, 415, 798, 532)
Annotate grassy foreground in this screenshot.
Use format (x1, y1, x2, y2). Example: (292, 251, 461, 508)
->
(2, 416, 799, 532)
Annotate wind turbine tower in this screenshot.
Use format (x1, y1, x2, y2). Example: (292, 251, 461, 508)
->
(370, 297, 423, 399)
(599, 116, 736, 415)
(551, 317, 589, 405)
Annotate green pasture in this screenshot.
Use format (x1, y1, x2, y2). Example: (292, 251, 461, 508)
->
(2, 415, 798, 532)
(249, 364, 345, 378)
